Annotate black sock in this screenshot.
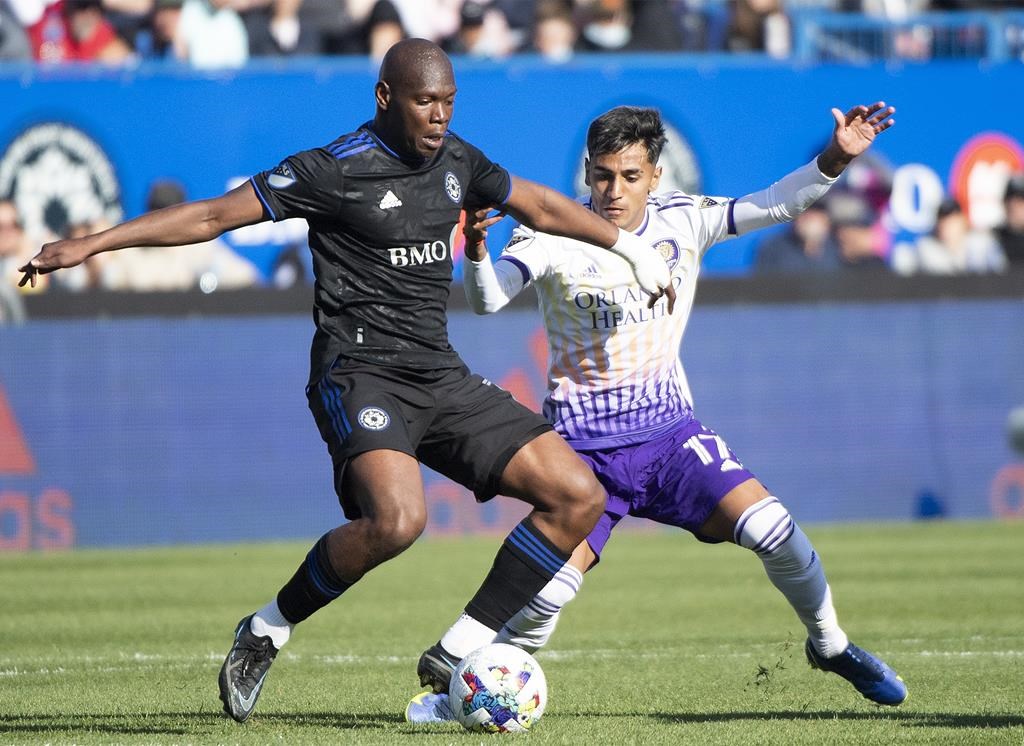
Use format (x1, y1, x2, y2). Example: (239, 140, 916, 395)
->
(276, 532, 353, 624)
(464, 517, 571, 631)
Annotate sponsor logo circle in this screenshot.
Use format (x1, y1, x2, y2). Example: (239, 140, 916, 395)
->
(357, 406, 390, 431)
(0, 122, 122, 241)
(444, 171, 462, 203)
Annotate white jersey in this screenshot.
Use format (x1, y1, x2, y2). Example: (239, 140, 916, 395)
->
(497, 191, 736, 449)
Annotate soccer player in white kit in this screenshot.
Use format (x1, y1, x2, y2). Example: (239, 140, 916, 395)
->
(409, 102, 906, 720)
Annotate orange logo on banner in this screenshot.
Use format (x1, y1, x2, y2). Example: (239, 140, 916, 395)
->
(0, 386, 35, 474)
(950, 132, 1024, 229)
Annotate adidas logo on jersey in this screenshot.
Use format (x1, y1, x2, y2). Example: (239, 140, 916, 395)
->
(379, 190, 403, 209)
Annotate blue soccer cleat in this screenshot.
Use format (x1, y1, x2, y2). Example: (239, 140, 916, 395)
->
(405, 691, 454, 724)
(805, 639, 907, 706)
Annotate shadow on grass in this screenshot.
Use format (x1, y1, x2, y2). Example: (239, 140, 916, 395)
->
(0, 711, 407, 736)
(645, 710, 1024, 730)
(4, 709, 1022, 736)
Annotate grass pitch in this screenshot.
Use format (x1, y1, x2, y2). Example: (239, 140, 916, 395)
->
(2, 520, 1022, 745)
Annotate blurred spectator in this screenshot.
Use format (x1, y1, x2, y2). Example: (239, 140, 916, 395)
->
(101, 179, 260, 291)
(145, 0, 247, 67)
(995, 173, 1024, 265)
(443, 0, 515, 58)
(365, 0, 404, 60)
(834, 149, 894, 259)
(22, 0, 134, 62)
(388, 0, 459, 43)
(493, 0, 531, 50)
(289, 0, 369, 55)
(577, 0, 632, 52)
(629, 0, 684, 51)
(147, 0, 178, 55)
(726, 0, 789, 57)
(0, 1, 32, 58)
(892, 198, 1006, 275)
(62, 0, 133, 60)
(99, 0, 153, 51)
(828, 190, 889, 271)
(857, 0, 930, 20)
(532, 0, 576, 61)
(0, 200, 28, 323)
(754, 201, 842, 274)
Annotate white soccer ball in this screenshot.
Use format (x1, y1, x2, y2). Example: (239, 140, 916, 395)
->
(448, 643, 547, 734)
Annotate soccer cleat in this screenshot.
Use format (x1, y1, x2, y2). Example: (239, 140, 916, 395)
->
(417, 642, 461, 694)
(405, 691, 454, 723)
(805, 639, 907, 706)
(218, 614, 279, 722)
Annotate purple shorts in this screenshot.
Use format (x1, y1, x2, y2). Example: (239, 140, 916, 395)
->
(576, 418, 756, 559)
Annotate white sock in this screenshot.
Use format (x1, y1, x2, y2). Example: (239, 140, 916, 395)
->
(735, 496, 849, 658)
(496, 564, 583, 652)
(439, 613, 498, 659)
(251, 598, 294, 650)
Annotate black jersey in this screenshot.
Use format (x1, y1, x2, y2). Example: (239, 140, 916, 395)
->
(251, 123, 512, 385)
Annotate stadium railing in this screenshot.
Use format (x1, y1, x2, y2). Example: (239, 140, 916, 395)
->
(790, 10, 1024, 64)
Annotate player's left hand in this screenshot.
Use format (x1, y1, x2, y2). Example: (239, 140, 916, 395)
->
(818, 102, 895, 177)
(833, 101, 895, 156)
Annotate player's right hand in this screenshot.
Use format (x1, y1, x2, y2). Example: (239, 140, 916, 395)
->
(609, 229, 676, 313)
(17, 239, 90, 288)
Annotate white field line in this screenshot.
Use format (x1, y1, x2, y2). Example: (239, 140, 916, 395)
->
(2, 645, 1023, 678)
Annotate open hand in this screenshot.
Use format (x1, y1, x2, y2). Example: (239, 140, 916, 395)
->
(818, 101, 896, 177)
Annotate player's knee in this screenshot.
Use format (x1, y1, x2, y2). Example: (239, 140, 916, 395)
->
(560, 468, 605, 531)
(366, 503, 426, 556)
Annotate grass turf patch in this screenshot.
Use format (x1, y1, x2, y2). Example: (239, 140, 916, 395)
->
(2, 520, 1022, 744)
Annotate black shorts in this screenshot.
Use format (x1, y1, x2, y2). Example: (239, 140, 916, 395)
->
(307, 357, 553, 519)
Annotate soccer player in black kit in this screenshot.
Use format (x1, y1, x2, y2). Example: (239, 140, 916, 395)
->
(19, 39, 675, 722)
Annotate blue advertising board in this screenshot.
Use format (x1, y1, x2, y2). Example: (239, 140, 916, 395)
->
(1, 57, 1022, 277)
(1, 299, 1022, 551)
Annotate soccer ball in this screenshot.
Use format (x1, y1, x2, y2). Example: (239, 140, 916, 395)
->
(448, 643, 547, 733)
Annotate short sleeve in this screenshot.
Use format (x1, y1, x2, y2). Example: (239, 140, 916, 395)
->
(250, 149, 340, 222)
(495, 224, 555, 285)
(691, 195, 737, 255)
(460, 139, 512, 210)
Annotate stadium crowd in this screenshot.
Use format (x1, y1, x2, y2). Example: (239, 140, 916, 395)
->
(2, 0, 1024, 316)
(1, 0, 1023, 66)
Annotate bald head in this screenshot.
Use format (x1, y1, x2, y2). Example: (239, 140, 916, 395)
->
(378, 38, 454, 94)
(373, 38, 457, 161)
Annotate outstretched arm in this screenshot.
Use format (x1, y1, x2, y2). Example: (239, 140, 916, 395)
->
(18, 182, 267, 287)
(731, 102, 896, 235)
(502, 176, 675, 312)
